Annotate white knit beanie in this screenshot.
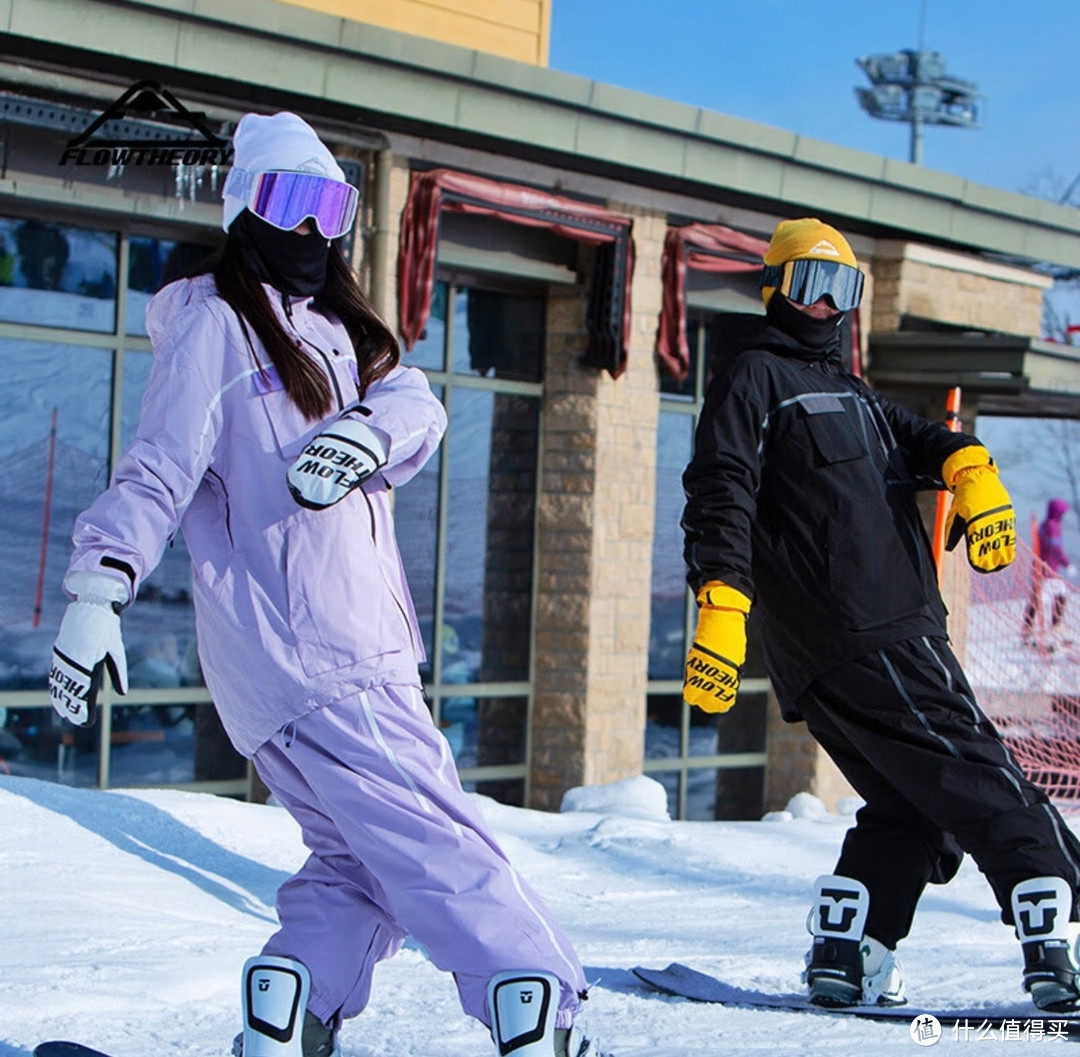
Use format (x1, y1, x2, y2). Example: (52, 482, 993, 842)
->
(222, 112, 346, 232)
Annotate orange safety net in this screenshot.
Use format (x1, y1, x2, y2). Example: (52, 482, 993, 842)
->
(966, 535, 1080, 800)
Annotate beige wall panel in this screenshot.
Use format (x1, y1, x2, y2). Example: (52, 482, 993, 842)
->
(871, 257, 1045, 338)
(277, 0, 548, 64)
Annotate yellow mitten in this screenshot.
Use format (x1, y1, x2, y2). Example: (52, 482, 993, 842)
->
(683, 582, 751, 713)
(942, 446, 1016, 573)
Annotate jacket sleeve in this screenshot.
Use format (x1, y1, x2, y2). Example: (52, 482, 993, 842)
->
(360, 363, 447, 487)
(64, 304, 228, 601)
(681, 356, 768, 599)
(874, 388, 982, 487)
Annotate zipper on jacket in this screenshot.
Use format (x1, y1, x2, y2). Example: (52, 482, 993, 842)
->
(299, 334, 344, 411)
(281, 292, 346, 412)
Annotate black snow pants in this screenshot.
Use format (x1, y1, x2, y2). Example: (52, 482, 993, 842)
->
(796, 635, 1080, 949)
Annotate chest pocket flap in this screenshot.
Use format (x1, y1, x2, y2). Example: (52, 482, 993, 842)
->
(800, 393, 867, 465)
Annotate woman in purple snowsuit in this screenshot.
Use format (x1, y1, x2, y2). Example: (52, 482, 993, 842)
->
(1024, 498, 1073, 644)
(47, 112, 608, 1057)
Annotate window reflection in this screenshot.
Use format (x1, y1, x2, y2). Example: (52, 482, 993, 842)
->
(452, 287, 543, 382)
(108, 703, 243, 786)
(445, 389, 538, 682)
(0, 340, 111, 690)
(0, 707, 94, 785)
(126, 235, 214, 336)
(408, 280, 448, 371)
(0, 217, 117, 332)
(394, 384, 443, 676)
(709, 766, 765, 822)
(0, 701, 243, 787)
(395, 280, 543, 810)
(440, 695, 526, 770)
(650, 412, 694, 679)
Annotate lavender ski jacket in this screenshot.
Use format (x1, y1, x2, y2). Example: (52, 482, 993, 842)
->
(65, 274, 446, 756)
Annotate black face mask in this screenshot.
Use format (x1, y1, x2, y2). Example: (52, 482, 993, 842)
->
(767, 291, 846, 353)
(232, 210, 330, 297)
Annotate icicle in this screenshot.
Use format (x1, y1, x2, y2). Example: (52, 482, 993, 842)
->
(174, 162, 186, 211)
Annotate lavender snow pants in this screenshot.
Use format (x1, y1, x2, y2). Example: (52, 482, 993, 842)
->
(251, 683, 585, 1029)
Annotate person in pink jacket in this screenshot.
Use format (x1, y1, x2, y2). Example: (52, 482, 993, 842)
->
(47, 112, 609, 1057)
(1024, 498, 1074, 646)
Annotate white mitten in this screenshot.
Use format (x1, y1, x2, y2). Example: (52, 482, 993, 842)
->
(286, 409, 388, 510)
(49, 572, 129, 726)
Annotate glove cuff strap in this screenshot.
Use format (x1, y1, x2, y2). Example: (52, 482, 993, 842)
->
(64, 570, 131, 607)
(696, 580, 751, 613)
(942, 445, 994, 490)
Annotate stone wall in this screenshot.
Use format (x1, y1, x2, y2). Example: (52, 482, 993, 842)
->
(530, 207, 665, 809)
(871, 244, 1046, 337)
(764, 694, 854, 813)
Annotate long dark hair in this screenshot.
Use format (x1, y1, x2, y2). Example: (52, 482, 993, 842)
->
(200, 229, 399, 420)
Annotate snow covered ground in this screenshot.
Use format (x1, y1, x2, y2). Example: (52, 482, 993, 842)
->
(1, 773, 1077, 1056)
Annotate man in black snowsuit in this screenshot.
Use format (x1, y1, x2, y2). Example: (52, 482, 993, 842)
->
(681, 217, 1080, 1012)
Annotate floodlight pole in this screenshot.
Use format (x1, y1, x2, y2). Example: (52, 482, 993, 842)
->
(854, 45, 980, 168)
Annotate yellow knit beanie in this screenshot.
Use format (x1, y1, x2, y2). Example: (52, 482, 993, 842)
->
(762, 218, 857, 306)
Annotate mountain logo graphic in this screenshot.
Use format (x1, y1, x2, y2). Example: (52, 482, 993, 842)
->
(59, 80, 233, 168)
(808, 239, 841, 258)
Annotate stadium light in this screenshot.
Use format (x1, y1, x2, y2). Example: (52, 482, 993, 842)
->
(855, 49, 982, 165)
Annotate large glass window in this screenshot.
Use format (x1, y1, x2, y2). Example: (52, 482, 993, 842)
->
(0, 218, 117, 333)
(645, 313, 770, 820)
(0, 210, 243, 794)
(396, 278, 544, 807)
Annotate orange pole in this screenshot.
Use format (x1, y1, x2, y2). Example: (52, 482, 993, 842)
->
(1030, 512, 1044, 641)
(932, 387, 963, 583)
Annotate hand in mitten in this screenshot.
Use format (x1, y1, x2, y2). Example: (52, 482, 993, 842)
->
(942, 446, 1016, 573)
(683, 582, 751, 714)
(49, 572, 130, 727)
(287, 407, 389, 510)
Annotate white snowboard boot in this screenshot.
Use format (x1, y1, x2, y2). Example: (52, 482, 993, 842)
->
(237, 956, 340, 1057)
(1013, 877, 1080, 1012)
(803, 874, 905, 1008)
(487, 972, 610, 1057)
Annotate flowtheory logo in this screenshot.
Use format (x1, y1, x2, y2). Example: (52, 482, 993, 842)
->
(59, 80, 233, 168)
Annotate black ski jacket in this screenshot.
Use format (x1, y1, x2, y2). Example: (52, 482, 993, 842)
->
(682, 315, 979, 719)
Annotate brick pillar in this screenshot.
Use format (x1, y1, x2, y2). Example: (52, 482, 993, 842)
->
(765, 695, 854, 813)
(530, 208, 665, 810)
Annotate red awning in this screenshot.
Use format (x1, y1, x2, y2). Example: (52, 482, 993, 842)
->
(656, 223, 770, 382)
(398, 168, 635, 377)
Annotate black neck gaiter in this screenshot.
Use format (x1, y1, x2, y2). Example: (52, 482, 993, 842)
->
(767, 291, 846, 355)
(232, 210, 330, 297)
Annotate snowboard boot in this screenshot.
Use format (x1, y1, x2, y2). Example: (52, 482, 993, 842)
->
(487, 972, 610, 1057)
(235, 956, 340, 1057)
(802, 874, 905, 1008)
(1013, 877, 1080, 1012)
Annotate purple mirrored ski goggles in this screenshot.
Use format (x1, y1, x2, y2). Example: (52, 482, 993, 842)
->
(225, 167, 359, 239)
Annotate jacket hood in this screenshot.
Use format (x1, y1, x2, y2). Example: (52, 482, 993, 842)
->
(144, 274, 219, 346)
(1048, 498, 1070, 521)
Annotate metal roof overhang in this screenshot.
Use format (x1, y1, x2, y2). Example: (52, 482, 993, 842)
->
(2, 0, 1080, 272)
(869, 332, 1080, 416)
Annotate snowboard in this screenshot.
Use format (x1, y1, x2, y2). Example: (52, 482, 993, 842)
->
(633, 962, 1080, 1036)
(35, 1044, 113, 1057)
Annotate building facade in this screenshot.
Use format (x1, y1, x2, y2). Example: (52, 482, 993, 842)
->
(2, 0, 1080, 816)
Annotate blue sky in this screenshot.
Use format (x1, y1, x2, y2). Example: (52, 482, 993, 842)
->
(549, 0, 1080, 200)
